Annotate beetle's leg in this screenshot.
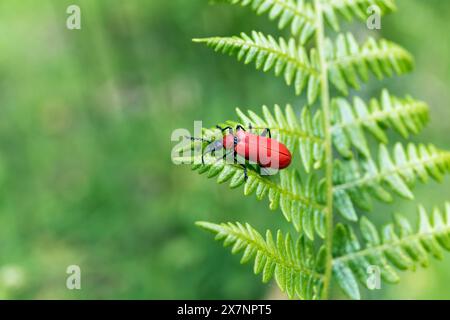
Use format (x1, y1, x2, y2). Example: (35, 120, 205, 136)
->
(232, 136, 247, 181)
(216, 125, 233, 134)
(202, 140, 224, 165)
(188, 136, 211, 143)
(248, 123, 253, 133)
(236, 124, 246, 132)
(261, 128, 272, 138)
(186, 136, 212, 165)
(240, 164, 248, 181)
(232, 135, 239, 166)
(221, 149, 234, 165)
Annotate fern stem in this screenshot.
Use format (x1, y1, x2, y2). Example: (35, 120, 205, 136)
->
(314, 0, 334, 300)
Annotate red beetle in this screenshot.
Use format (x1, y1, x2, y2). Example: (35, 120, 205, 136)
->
(194, 124, 292, 180)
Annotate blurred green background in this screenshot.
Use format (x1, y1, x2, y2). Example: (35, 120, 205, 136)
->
(0, 0, 448, 299)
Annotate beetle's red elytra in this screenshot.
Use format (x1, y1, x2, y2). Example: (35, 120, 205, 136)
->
(194, 124, 292, 180)
(222, 129, 292, 169)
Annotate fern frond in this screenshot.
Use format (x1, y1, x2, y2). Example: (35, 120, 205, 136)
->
(331, 89, 429, 158)
(190, 0, 450, 300)
(191, 160, 327, 239)
(194, 32, 321, 104)
(334, 143, 450, 217)
(236, 104, 325, 172)
(322, 0, 396, 31)
(218, 0, 316, 43)
(332, 203, 450, 300)
(326, 34, 414, 95)
(196, 221, 326, 299)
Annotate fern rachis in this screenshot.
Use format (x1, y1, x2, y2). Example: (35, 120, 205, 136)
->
(176, 0, 450, 299)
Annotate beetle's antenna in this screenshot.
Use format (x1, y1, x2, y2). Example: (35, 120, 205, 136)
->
(202, 140, 225, 165)
(185, 136, 211, 143)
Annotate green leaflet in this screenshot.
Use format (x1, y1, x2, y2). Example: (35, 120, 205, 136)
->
(332, 203, 450, 299)
(326, 33, 414, 95)
(196, 221, 325, 299)
(332, 260, 361, 300)
(331, 90, 429, 158)
(333, 143, 450, 217)
(194, 32, 321, 104)
(218, 0, 316, 43)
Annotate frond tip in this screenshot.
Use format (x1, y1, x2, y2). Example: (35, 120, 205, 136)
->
(332, 203, 450, 300)
(197, 221, 326, 299)
(218, 0, 316, 43)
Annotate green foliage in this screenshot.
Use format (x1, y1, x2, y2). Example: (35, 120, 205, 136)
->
(334, 143, 450, 220)
(325, 34, 413, 95)
(196, 221, 326, 299)
(217, 0, 316, 43)
(334, 143, 450, 217)
(323, 0, 397, 31)
(217, 0, 397, 40)
(188, 161, 327, 240)
(333, 203, 450, 299)
(183, 0, 450, 299)
(331, 89, 429, 158)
